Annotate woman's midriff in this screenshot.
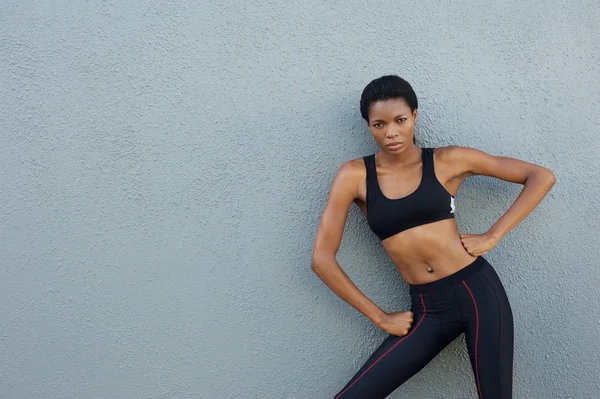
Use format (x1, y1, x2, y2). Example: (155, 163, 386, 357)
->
(381, 218, 478, 285)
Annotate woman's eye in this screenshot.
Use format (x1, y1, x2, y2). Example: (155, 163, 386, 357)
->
(397, 118, 406, 123)
(374, 123, 382, 128)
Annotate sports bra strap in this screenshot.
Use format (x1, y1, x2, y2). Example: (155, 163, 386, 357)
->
(363, 154, 377, 203)
(421, 147, 434, 176)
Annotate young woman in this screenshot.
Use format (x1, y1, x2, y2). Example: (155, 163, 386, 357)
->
(310, 75, 556, 399)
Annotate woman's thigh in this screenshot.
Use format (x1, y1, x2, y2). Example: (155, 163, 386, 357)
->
(461, 262, 514, 399)
(333, 315, 454, 399)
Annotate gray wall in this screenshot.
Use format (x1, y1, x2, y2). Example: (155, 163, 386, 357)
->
(1, 1, 599, 398)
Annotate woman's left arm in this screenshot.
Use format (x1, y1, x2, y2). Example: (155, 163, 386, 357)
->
(445, 145, 557, 256)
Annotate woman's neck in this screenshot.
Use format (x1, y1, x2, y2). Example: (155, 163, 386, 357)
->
(376, 144, 422, 167)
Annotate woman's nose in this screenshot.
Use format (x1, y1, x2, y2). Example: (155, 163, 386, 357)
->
(386, 128, 399, 138)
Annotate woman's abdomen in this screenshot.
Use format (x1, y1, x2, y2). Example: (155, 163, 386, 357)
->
(382, 218, 478, 285)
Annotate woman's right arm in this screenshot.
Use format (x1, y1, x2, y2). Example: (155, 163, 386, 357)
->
(310, 161, 387, 329)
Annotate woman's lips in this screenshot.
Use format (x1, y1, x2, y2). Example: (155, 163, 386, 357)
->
(387, 142, 402, 150)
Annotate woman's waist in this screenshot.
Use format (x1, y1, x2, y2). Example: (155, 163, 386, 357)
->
(385, 236, 477, 285)
(407, 256, 496, 315)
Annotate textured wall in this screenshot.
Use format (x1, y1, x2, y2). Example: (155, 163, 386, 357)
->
(1, 1, 599, 398)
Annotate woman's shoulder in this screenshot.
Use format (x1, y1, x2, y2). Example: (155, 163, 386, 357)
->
(329, 156, 370, 192)
(337, 156, 369, 178)
(432, 145, 481, 161)
(325, 157, 368, 202)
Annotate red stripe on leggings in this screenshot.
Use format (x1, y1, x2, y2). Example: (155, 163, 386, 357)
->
(335, 294, 427, 398)
(462, 280, 483, 399)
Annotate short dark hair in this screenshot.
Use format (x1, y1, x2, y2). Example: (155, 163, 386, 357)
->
(360, 75, 418, 122)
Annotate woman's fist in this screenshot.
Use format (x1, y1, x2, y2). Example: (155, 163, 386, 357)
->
(379, 311, 414, 336)
(459, 232, 498, 257)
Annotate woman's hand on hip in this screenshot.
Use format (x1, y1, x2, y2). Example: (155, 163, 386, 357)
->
(459, 232, 498, 256)
(379, 311, 414, 336)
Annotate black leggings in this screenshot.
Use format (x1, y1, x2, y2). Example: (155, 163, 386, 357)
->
(334, 256, 514, 399)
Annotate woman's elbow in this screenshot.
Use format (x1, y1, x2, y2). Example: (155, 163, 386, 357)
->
(541, 167, 557, 188)
(310, 257, 323, 273)
(531, 166, 556, 188)
(310, 259, 320, 273)
(310, 252, 333, 273)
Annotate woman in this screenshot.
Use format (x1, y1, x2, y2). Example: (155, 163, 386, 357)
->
(310, 75, 556, 399)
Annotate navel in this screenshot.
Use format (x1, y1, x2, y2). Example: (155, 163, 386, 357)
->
(426, 266, 434, 273)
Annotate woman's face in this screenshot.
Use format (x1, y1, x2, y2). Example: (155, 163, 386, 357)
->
(367, 98, 418, 154)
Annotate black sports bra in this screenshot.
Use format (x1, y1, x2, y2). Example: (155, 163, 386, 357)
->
(363, 147, 455, 241)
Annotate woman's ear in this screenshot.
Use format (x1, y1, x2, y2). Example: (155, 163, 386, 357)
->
(413, 109, 418, 122)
